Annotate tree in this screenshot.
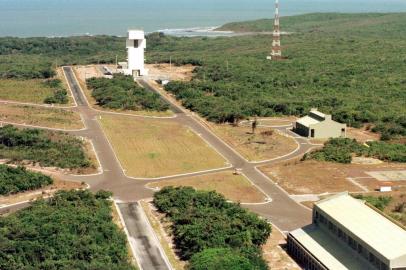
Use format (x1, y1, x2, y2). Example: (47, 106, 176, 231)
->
(189, 248, 253, 270)
(252, 117, 258, 134)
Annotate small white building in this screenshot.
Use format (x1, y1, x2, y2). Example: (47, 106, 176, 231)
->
(123, 30, 148, 77)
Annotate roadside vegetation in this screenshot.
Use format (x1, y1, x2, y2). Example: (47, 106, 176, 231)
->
(146, 13, 406, 140)
(0, 190, 136, 270)
(0, 164, 53, 195)
(43, 79, 68, 104)
(0, 125, 91, 169)
(303, 138, 406, 163)
(86, 74, 169, 112)
(153, 187, 271, 269)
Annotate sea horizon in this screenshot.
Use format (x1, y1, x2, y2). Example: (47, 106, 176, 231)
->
(1, 0, 406, 38)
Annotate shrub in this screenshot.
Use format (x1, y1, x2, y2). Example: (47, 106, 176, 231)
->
(0, 164, 53, 195)
(189, 248, 254, 270)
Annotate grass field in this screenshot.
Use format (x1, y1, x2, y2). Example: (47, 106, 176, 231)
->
(148, 171, 266, 203)
(99, 115, 227, 178)
(0, 79, 54, 103)
(210, 123, 297, 161)
(0, 104, 83, 129)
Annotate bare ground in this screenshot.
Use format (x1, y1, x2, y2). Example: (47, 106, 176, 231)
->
(147, 171, 266, 203)
(260, 159, 406, 195)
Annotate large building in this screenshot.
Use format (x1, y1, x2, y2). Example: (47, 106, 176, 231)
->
(288, 193, 406, 270)
(123, 30, 148, 77)
(294, 108, 346, 139)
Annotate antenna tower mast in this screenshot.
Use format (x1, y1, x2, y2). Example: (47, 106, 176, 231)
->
(267, 0, 282, 60)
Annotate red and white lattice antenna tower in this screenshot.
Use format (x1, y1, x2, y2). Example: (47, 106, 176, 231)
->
(267, 0, 282, 60)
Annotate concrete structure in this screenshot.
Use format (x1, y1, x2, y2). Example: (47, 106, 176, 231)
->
(294, 108, 346, 139)
(267, 0, 282, 60)
(124, 30, 148, 77)
(288, 193, 406, 270)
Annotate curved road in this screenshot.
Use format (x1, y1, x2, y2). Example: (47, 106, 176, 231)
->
(2, 66, 317, 269)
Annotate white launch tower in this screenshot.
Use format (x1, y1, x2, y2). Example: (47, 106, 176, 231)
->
(124, 30, 148, 76)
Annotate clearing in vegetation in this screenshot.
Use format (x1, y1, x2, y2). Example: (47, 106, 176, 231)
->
(210, 123, 297, 161)
(303, 138, 406, 163)
(0, 190, 136, 270)
(99, 115, 226, 178)
(0, 125, 92, 171)
(260, 159, 406, 195)
(153, 187, 271, 269)
(147, 13, 406, 140)
(148, 171, 266, 203)
(0, 79, 55, 104)
(86, 74, 169, 112)
(0, 104, 83, 130)
(0, 164, 53, 196)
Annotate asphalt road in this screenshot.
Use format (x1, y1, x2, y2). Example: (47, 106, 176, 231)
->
(3, 67, 317, 269)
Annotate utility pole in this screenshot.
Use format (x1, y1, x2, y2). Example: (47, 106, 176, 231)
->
(115, 55, 118, 72)
(267, 0, 282, 60)
(169, 56, 172, 72)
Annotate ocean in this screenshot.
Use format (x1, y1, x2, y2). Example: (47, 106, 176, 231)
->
(0, 0, 406, 37)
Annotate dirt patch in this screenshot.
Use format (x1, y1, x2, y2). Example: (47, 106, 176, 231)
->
(262, 227, 301, 270)
(209, 123, 298, 161)
(347, 126, 380, 143)
(148, 171, 266, 203)
(146, 63, 196, 81)
(260, 159, 406, 195)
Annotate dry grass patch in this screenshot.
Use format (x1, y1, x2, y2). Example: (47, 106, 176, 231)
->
(262, 228, 301, 270)
(148, 171, 266, 203)
(260, 159, 406, 195)
(0, 104, 83, 130)
(0, 79, 54, 103)
(146, 63, 195, 81)
(210, 123, 297, 161)
(73, 66, 173, 117)
(99, 115, 227, 178)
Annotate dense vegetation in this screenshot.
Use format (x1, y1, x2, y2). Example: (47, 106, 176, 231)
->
(303, 138, 406, 163)
(87, 74, 169, 111)
(145, 13, 406, 139)
(153, 187, 271, 269)
(0, 164, 53, 195)
(43, 79, 69, 104)
(0, 36, 124, 79)
(0, 190, 136, 270)
(0, 125, 91, 169)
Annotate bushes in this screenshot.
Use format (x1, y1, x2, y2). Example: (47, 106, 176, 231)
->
(353, 195, 392, 211)
(0, 190, 135, 270)
(87, 74, 169, 112)
(151, 14, 406, 140)
(0, 164, 53, 195)
(153, 186, 271, 268)
(189, 248, 254, 270)
(0, 125, 91, 169)
(304, 138, 406, 163)
(43, 79, 69, 104)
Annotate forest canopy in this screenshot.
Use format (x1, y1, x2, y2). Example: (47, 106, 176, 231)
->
(153, 186, 271, 269)
(0, 190, 136, 270)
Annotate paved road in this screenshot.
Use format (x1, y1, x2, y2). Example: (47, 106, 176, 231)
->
(117, 202, 171, 270)
(3, 67, 317, 269)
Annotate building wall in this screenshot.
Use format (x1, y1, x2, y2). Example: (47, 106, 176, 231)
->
(287, 234, 328, 270)
(313, 207, 390, 270)
(294, 122, 310, 137)
(309, 120, 346, 139)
